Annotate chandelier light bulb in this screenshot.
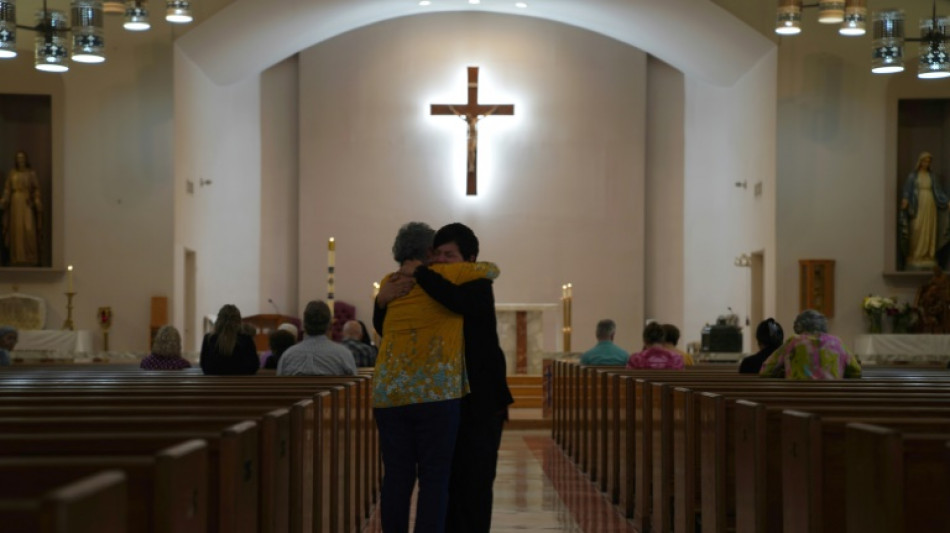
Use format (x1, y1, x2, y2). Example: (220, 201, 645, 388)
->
(124, 1, 150, 31)
(818, 0, 845, 24)
(165, 0, 192, 23)
(776, 1, 802, 35)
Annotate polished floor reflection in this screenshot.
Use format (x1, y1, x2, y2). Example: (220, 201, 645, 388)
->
(364, 429, 637, 532)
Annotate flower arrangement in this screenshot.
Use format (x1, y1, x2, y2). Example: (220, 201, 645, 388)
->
(890, 302, 918, 333)
(862, 295, 896, 333)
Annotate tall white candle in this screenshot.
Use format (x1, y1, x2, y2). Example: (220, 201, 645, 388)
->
(328, 238, 336, 314)
(67, 265, 74, 292)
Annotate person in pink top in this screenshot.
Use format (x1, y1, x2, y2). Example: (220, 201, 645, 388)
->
(627, 322, 685, 370)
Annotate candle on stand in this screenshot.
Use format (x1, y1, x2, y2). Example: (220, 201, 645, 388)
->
(561, 284, 569, 352)
(328, 237, 335, 316)
(564, 283, 573, 352)
(67, 265, 74, 292)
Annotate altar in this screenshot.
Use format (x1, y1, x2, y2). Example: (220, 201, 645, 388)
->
(853, 334, 950, 365)
(17, 329, 94, 354)
(496, 303, 558, 374)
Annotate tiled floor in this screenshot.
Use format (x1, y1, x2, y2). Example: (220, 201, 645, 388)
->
(363, 430, 637, 532)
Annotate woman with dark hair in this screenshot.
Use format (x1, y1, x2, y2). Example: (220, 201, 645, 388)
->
(263, 329, 297, 370)
(140, 325, 191, 370)
(738, 318, 784, 374)
(199, 304, 260, 375)
(759, 309, 862, 379)
(627, 322, 684, 369)
(357, 320, 373, 345)
(372, 221, 499, 533)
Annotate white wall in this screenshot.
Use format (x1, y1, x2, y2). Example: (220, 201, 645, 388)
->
(296, 13, 647, 351)
(173, 49, 262, 350)
(1, 18, 174, 351)
(684, 50, 778, 351)
(259, 58, 300, 318)
(645, 57, 685, 342)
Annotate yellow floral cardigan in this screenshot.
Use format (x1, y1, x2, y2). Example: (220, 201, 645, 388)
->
(372, 261, 499, 408)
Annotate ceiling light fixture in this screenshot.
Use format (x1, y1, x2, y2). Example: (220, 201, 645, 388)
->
(776, 0, 950, 79)
(0, 0, 194, 73)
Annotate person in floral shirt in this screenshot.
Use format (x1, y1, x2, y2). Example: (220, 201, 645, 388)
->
(759, 309, 862, 380)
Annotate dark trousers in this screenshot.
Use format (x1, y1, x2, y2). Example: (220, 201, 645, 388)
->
(375, 399, 461, 533)
(445, 406, 506, 533)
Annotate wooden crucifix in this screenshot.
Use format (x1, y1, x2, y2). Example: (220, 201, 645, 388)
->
(430, 66, 514, 195)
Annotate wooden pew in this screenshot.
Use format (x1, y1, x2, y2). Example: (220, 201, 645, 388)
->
(735, 401, 950, 533)
(845, 423, 950, 533)
(0, 370, 375, 533)
(553, 360, 950, 533)
(781, 410, 950, 533)
(0, 470, 127, 533)
(0, 373, 372, 533)
(0, 440, 207, 533)
(0, 398, 310, 533)
(696, 388, 950, 533)
(604, 371, 950, 533)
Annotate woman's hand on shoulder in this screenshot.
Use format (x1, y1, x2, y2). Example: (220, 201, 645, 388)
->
(376, 272, 415, 307)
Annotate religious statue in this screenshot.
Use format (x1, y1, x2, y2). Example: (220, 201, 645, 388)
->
(0, 150, 43, 267)
(899, 151, 950, 270)
(914, 265, 950, 333)
(452, 105, 498, 173)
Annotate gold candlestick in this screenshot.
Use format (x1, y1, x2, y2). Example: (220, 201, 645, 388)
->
(328, 237, 336, 318)
(562, 283, 573, 352)
(98, 307, 113, 352)
(62, 292, 76, 331)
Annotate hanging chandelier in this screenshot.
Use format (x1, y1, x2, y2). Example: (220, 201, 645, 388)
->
(775, 0, 950, 79)
(0, 0, 193, 73)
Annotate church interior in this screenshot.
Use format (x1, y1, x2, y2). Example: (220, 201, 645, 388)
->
(2, 1, 950, 531)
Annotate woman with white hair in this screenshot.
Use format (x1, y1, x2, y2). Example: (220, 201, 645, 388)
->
(759, 309, 862, 380)
(140, 325, 191, 370)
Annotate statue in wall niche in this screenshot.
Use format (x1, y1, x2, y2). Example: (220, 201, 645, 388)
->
(0, 150, 43, 267)
(899, 152, 950, 271)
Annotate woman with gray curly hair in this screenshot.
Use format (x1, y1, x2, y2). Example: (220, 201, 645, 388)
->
(372, 221, 500, 533)
(759, 309, 862, 379)
(140, 325, 192, 370)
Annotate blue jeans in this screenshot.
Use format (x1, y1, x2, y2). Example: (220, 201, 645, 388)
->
(375, 399, 461, 533)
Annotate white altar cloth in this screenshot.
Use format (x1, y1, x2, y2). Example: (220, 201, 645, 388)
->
(16, 330, 94, 353)
(853, 334, 950, 364)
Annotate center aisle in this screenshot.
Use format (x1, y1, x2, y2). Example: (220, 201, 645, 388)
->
(364, 430, 637, 532)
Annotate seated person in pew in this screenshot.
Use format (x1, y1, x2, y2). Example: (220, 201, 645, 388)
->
(341, 319, 378, 368)
(200, 304, 260, 375)
(660, 323, 695, 366)
(0, 325, 16, 366)
(738, 317, 784, 374)
(759, 309, 862, 379)
(580, 319, 629, 366)
(259, 322, 299, 367)
(277, 300, 357, 376)
(140, 325, 192, 370)
(627, 322, 684, 370)
(263, 328, 297, 370)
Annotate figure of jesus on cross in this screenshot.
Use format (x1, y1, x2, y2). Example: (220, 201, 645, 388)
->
(431, 67, 514, 195)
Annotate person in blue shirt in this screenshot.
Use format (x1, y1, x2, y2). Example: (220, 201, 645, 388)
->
(580, 319, 629, 365)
